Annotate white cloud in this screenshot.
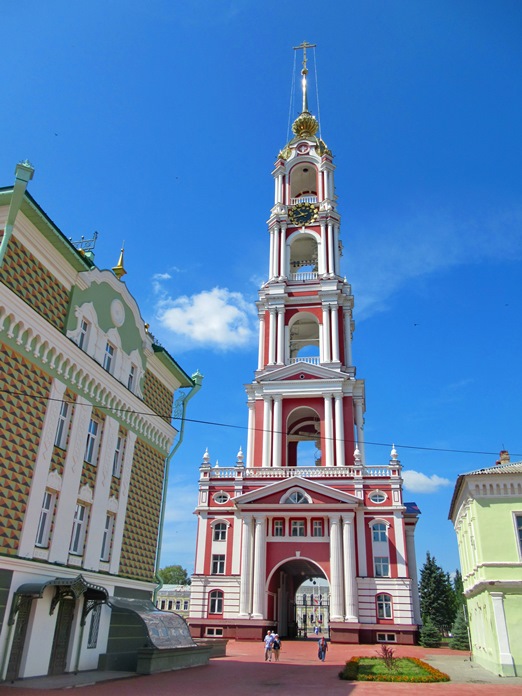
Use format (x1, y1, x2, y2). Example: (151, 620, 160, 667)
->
(154, 286, 257, 351)
(402, 469, 452, 494)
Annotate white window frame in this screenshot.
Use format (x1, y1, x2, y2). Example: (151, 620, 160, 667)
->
(374, 556, 390, 577)
(84, 417, 100, 464)
(35, 491, 55, 548)
(209, 590, 223, 614)
(112, 434, 126, 477)
(274, 520, 284, 537)
(54, 401, 71, 449)
(376, 594, 393, 619)
(515, 513, 522, 558)
(211, 554, 225, 575)
(100, 514, 115, 561)
(312, 520, 324, 537)
(291, 520, 305, 537)
(372, 523, 387, 542)
(213, 522, 227, 542)
(87, 604, 102, 649)
(70, 503, 88, 555)
(183, 600, 189, 611)
(128, 364, 137, 391)
(103, 341, 115, 373)
(78, 319, 90, 350)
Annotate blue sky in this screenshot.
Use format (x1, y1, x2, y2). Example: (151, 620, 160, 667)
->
(3, 1, 522, 576)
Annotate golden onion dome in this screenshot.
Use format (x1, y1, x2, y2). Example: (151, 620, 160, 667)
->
(292, 110, 319, 138)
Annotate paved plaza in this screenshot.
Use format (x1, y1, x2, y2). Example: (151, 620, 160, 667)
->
(1, 640, 521, 695)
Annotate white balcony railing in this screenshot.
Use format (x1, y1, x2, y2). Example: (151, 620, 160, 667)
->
(289, 271, 318, 281)
(202, 466, 396, 480)
(289, 356, 320, 365)
(290, 196, 318, 205)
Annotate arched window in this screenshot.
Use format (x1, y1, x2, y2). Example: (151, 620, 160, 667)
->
(376, 594, 393, 620)
(209, 590, 224, 615)
(283, 490, 310, 504)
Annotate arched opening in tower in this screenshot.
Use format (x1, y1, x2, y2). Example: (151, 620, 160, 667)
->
(286, 406, 321, 467)
(289, 163, 317, 203)
(289, 234, 318, 280)
(289, 311, 320, 362)
(267, 559, 329, 639)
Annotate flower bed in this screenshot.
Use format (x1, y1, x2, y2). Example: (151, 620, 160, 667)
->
(339, 656, 450, 682)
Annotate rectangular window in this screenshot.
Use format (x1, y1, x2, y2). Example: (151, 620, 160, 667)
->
(168, 600, 173, 610)
(100, 514, 114, 561)
(35, 491, 55, 547)
(274, 520, 284, 537)
(209, 591, 223, 614)
(70, 503, 88, 555)
(84, 418, 100, 464)
(312, 520, 323, 537)
(87, 604, 101, 648)
(175, 600, 181, 610)
(377, 633, 396, 642)
(205, 627, 223, 637)
(103, 342, 115, 373)
(516, 515, 522, 556)
(211, 554, 225, 574)
(54, 401, 70, 449)
(160, 600, 166, 610)
(291, 520, 305, 537)
(374, 557, 390, 577)
(372, 523, 387, 542)
(78, 319, 89, 350)
(183, 600, 189, 611)
(213, 523, 227, 541)
(112, 434, 126, 477)
(128, 364, 136, 391)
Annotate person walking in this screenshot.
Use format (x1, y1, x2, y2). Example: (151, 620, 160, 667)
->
(317, 635, 328, 662)
(272, 634, 281, 662)
(263, 630, 274, 661)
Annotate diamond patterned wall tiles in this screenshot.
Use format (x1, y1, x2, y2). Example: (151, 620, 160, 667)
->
(0, 343, 51, 554)
(142, 370, 173, 424)
(0, 236, 69, 331)
(118, 438, 164, 581)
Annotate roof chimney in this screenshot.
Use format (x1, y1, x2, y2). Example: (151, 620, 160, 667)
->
(496, 450, 510, 466)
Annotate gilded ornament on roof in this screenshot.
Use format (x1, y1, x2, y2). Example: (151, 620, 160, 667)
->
(292, 111, 319, 138)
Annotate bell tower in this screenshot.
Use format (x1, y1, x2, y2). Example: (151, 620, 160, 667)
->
(189, 46, 421, 645)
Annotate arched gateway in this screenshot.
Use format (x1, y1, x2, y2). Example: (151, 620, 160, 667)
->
(188, 46, 421, 645)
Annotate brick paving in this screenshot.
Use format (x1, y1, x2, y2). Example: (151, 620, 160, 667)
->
(1, 640, 521, 695)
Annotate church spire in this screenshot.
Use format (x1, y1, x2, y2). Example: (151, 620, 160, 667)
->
(293, 40, 315, 113)
(291, 41, 319, 139)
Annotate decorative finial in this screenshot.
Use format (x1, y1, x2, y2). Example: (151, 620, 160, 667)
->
(237, 446, 244, 464)
(293, 41, 316, 113)
(390, 444, 398, 461)
(112, 243, 127, 279)
(202, 448, 210, 465)
(354, 446, 362, 464)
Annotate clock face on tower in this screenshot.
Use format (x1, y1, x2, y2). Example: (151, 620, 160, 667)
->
(289, 201, 317, 227)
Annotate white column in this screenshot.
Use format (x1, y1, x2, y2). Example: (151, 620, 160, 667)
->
(324, 394, 334, 468)
(268, 309, 276, 364)
(327, 222, 335, 275)
(405, 526, 421, 625)
(322, 305, 331, 363)
(319, 222, 327, 275)
(280, 226, 288, 278)
(329, 515, 344, 621)
(356, 508, 367, 577)
(272, 396, 282, 468)
(246, 400, 255, 468)
(318, 168, 324, 201)
(269, 227, 275, 278)
(252, 518, 267, 618)
(330, 306, 340, 362)
(334, 393, 345, 467)
(490, 592, 516, 675)
(343, 310, 353, 367)
(276, 307, 284, 364)
(333, 223, 340, 275)
(258, 313, 265, 370)
(262, 397, 272, 468)
(323, 170, 329, 200)
(342, 514, 358, 621)
(239, 517, 253, 616)
(393, 511, 408, 578)
(354, 400, 366, 465)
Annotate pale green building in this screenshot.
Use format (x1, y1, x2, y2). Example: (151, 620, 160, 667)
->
(449, 452, 522, 676)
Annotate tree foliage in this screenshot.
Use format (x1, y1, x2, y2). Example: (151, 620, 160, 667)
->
(418, 616, 442, 648)
(449, 608, 470, 650)
(453, 569, 465, 610)
(158, 564, 191, 585)
(419, 552, 456, 634)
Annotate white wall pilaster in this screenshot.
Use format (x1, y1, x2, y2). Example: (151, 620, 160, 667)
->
(334, 393, 345, 466)
(342, 514, 358, 621)
(252, 517, 267, 618)
(262, 397, 273, 468)
(330, 306, 339, 362)
(343, 309, 353, 367)
(327, 222, 334, 275)
(268, 309, 276, 365)
(276, 308, 284, 364)
(280, 225, 288, 278)
(490, 592, 516, 675)
(329, 515, 344, 621)
(324, 394, 334, 468)
(354, 400, 366, 466)
(239, 517, 253, 616)
(322, 305, 331, 363)
(246, 400, 255, 468)
(272, 396, 283, 468)
(258, 313, 265, 370)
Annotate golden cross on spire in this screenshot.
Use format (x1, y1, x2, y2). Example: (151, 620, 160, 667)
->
(293, 41, 316, 113)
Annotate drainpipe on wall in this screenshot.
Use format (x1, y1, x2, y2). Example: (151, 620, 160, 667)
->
(153, 370, 203, 603)
(0, 161, 34, 267)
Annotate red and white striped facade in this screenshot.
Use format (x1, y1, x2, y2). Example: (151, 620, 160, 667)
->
(189, 66, 421, 644)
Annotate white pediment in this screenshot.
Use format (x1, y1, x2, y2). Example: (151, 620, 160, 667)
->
(256, 362, 352, 383)
(233, 475, 361, 507)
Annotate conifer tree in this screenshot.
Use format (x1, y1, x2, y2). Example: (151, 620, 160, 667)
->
(449, 608, 470, 650)
(418, 616, 442, 648)
(453, 569, 465, 609)
(419, 552, 456, 634)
